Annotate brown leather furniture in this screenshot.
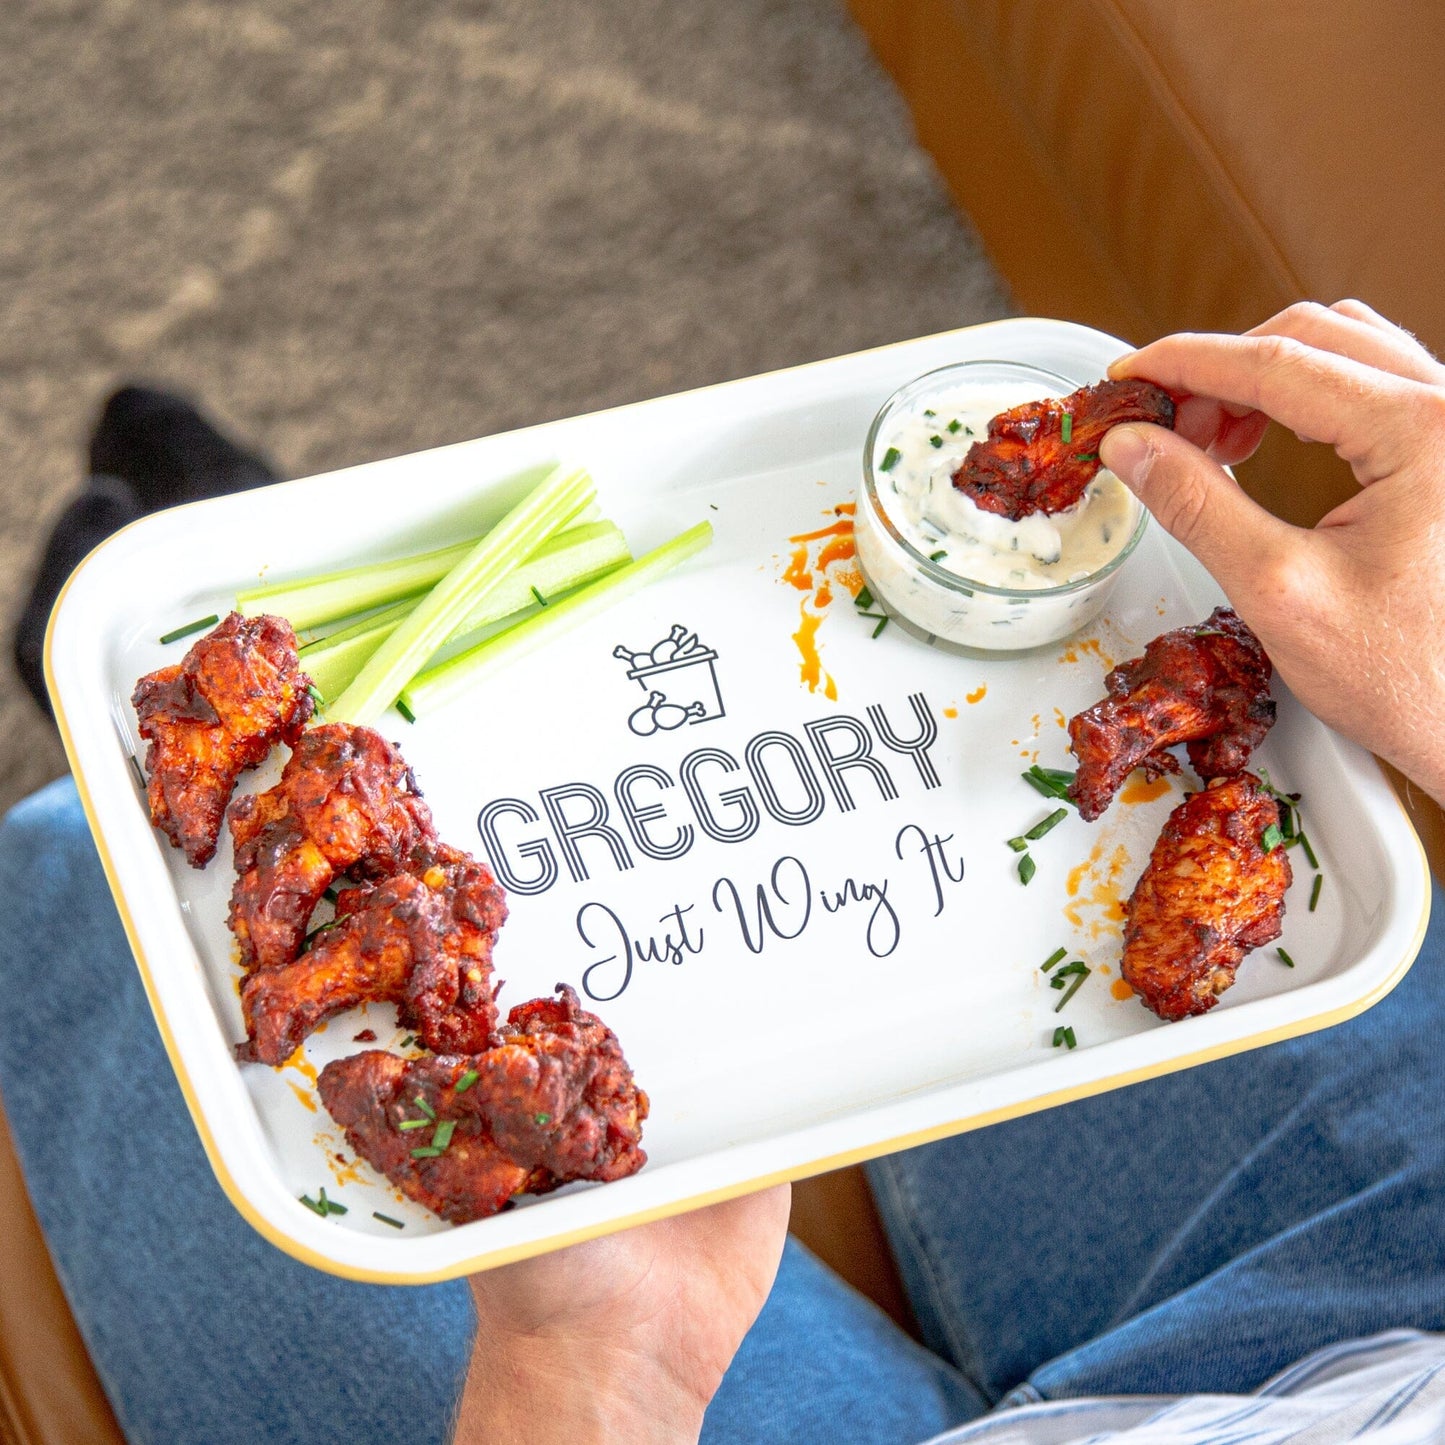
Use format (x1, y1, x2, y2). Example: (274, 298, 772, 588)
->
(3, 5, 1441, 1437)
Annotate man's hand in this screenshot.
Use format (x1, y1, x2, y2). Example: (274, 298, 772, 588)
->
(1099, 300, 1445, 807)
(453, 1183, 791, 1445)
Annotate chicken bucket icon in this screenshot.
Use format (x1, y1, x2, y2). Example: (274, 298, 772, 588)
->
(614, 624, 725, 736)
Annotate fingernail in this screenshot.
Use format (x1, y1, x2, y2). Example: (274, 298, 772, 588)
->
(1099, 425, 1155, 487)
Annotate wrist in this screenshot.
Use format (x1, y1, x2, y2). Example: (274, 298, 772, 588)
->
(453, 1331, 709, 1445)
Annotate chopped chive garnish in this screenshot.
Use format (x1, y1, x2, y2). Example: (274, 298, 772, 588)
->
(1261, 823, 1283, 852)
(414, 1095, 435, 1120)
(1053, 963, 1091, 1011)
(854, 585, 874, 611)
(871, 616, 889, 639)
(299, 1193, 327, 1216)
(929, 434, 944, 449)
(1022, 765, 1078, 805)
(1052, 1025, 1076, 1049)
(530, 585, 549, 607)
(1277, 947, 1296, 968)
(399, 1034, 417, 1048)
(410, 1146, 444, 1159)
(373, 1212, 405, 1229)
(1277, 803, 1295, 840)
(319, 1188, 347, 1217)
(455, 1069, 480, 1094)
(1309, 874, 1323, 911)
(1061, 413, 1073, 444)
(1041, 947, 1068, 972)
(535, 1112, 552, 1126)
(128, 754, 147, 792)
(880, 447, 901, 472)
(1024, 808, 1068, 842)
(432, 1119, 457, 1151)
(923, 408, 937, 418)
(398, 1118, 430, 1131)
(307, 684, 324, 708)
(1298, 832, 1319, 870)
(1007, 836, 1028, 853)
(395, 697, 417, 724)
(947, 419, 962, 434)
(928, 549, 948, 562)
(159, 614, 219, 645)
(323, 885, 341, 904)
(1073, 452, 1099, 462)
(1018, 854, 1036, 885)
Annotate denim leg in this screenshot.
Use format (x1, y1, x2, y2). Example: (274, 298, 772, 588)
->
(705, 1237, 985, 1444)
(0, 780, 473, 1445)
(868, 881, 1445, 1406)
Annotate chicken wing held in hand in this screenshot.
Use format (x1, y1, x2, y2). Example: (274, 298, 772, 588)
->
(131, 611, 313, 867)
(238, 844, 508, 1065)
(1122, 773, 1291, 1021)
(1068, 607, 1275, 821)
(953, 378, 1176, 520)
(228, 722, 437, 971)
(317, 984, 649, 1224)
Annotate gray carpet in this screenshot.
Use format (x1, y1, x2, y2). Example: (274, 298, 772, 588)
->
(0, 0, 1011, 814)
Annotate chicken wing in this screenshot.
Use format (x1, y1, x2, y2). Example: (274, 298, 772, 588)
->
(131, 611, 313, 867)
(1121, 773, 1291, 1021)
(228, 723, 437, 971)
(317, 985, 649, 1224)
(952, 378, 1175, 520)
(1067, 607, 1275, 821)
(238, 844, 508, 1065)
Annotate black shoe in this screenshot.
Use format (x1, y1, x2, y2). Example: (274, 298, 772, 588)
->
(14, 385, 282, 718)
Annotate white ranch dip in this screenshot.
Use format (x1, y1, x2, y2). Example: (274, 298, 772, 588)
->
(856, 364, 1146, 653)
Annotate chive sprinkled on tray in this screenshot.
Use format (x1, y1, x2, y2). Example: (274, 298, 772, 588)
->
(410, 1145, 444, 1159)
(1051, 961, 1091, 1011)
(1007, 836, 1028, 853)
(414, 1095, 435, 1120)
(432, 1119, 457, 1151)
(395, 697, 417, 724)
(398, 1118, 430, 1131)
(1061, 413, 1073, 444)
(1052, 1025, 1076, 1049)
(1024, 808, 1068, 842)
(159, 615, 219, 646)
(373, 1212, 405, 1229)
(1309, 874, 1323, 912)
(928, 549, 948, 562)
(128, 754, 147, 793)
(1022, 764, 1077, 805)
(1040, 947, 1068, 973)
(535, 1112, 552, 1126)
(1073, 452, 1099, 462)
(530, 585, 549, 607)
(1298, 831, 1319, 870)
(455, 1069, 479, 1094)
(1017, 854, 1036, 885)
(947, 419, 962, 434)
(880, 447, 902, 472)
(871, 616, 889, 639)
(929, 434, 944, 449)
(854, 585, 874, 611)
(1277, 947, 1296, 968)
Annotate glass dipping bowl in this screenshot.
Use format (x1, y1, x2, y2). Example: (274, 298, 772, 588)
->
(855, 359, 1148, 656)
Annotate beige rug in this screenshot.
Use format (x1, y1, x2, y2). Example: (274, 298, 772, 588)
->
(0, 0, 1011, 814)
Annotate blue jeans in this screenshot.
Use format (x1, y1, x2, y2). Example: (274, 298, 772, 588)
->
(1, 778, 1442, 1444)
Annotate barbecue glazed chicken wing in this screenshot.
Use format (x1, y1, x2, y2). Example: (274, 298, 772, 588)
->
(239, 844, 508, 1065)
(1122, 773, 1291, 1020)
(228, 723, 437, 971)
(1067, 608, 1275, 821)
(131, 612, 313, 867)
(953, 378, 1175, 521)
(318, 985, 648, 1224)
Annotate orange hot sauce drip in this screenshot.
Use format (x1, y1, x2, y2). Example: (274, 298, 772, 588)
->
(778, 503, 863, 700)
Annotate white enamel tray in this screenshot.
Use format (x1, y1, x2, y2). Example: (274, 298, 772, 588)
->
(47, 319, 1431, 1282)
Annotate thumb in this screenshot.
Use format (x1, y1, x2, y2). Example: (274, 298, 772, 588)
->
(1100, 423, 1297, 601)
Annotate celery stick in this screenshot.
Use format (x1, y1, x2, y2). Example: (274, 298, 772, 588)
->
(303, 522, 631, 702)
(238, 539, 477, 632)
(400, 521, 713, 717)
(328, 464, 596, 725)
(237, 493, 601, 633)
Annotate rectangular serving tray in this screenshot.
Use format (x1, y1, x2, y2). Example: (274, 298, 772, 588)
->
(46, 318, 1431, 1282)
